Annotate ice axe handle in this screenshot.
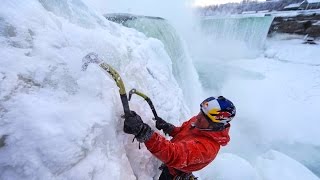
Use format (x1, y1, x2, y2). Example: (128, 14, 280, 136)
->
(128, 90, 134, 101)
(120, 94, 131, 117)
(145, 97, 158, 120)
(128, 88, 158, 120)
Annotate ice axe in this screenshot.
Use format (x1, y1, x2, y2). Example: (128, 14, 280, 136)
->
(128, 88, 159, 120)
(82, 52, 131, 117)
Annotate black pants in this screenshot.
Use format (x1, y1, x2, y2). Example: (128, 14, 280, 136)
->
(158, 166, 174, 180)
(158, 166, 197, 180)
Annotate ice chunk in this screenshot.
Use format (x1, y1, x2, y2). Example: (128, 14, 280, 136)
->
(197, 153, 261, 180)
(255, 150, 320, 180)
(81, 52, 103, 71)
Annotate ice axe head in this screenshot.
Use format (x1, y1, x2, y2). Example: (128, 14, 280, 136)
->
(128, 89, 137, 101)
(82, 52, 103, 71)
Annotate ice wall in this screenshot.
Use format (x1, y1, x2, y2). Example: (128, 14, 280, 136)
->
(0, 0, 188, 179)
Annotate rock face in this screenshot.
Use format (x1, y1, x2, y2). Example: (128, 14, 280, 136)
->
(269, 14, 320, 37)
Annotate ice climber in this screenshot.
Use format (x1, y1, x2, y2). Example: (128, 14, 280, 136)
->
(123, 96, 236, 180)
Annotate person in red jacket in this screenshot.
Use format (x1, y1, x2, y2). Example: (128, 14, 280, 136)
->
(124, 96, 236, 180)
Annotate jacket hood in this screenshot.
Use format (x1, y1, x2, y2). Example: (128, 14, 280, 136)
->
(206, 126, 230, 146)
(196, 121, 230, 146)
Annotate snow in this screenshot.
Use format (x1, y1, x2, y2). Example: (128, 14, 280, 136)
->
(242, 11, 257, 14)
(198, 153, 261, 180)
(284, 3, 302, 9)
(255, 150, 320, 180)
(307, 0, 320, 4)
(261, 9, 320, 18)
(265, 34, 320, 65)
(1, 0, 320, 180)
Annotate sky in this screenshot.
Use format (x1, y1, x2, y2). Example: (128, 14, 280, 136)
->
(193, 0, 266, 7)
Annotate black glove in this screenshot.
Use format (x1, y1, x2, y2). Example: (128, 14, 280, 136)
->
(155, 117, 175, 135)
(124, 111, 154, 142)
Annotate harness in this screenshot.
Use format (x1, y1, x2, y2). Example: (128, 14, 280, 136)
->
(159, 164, 198, 180)
(173, 173, 197, 180)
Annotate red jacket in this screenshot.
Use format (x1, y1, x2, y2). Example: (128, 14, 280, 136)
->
(145, 116, 230, 176)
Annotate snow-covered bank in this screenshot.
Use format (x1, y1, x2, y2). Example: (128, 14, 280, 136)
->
(265, 34, 320, 65)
